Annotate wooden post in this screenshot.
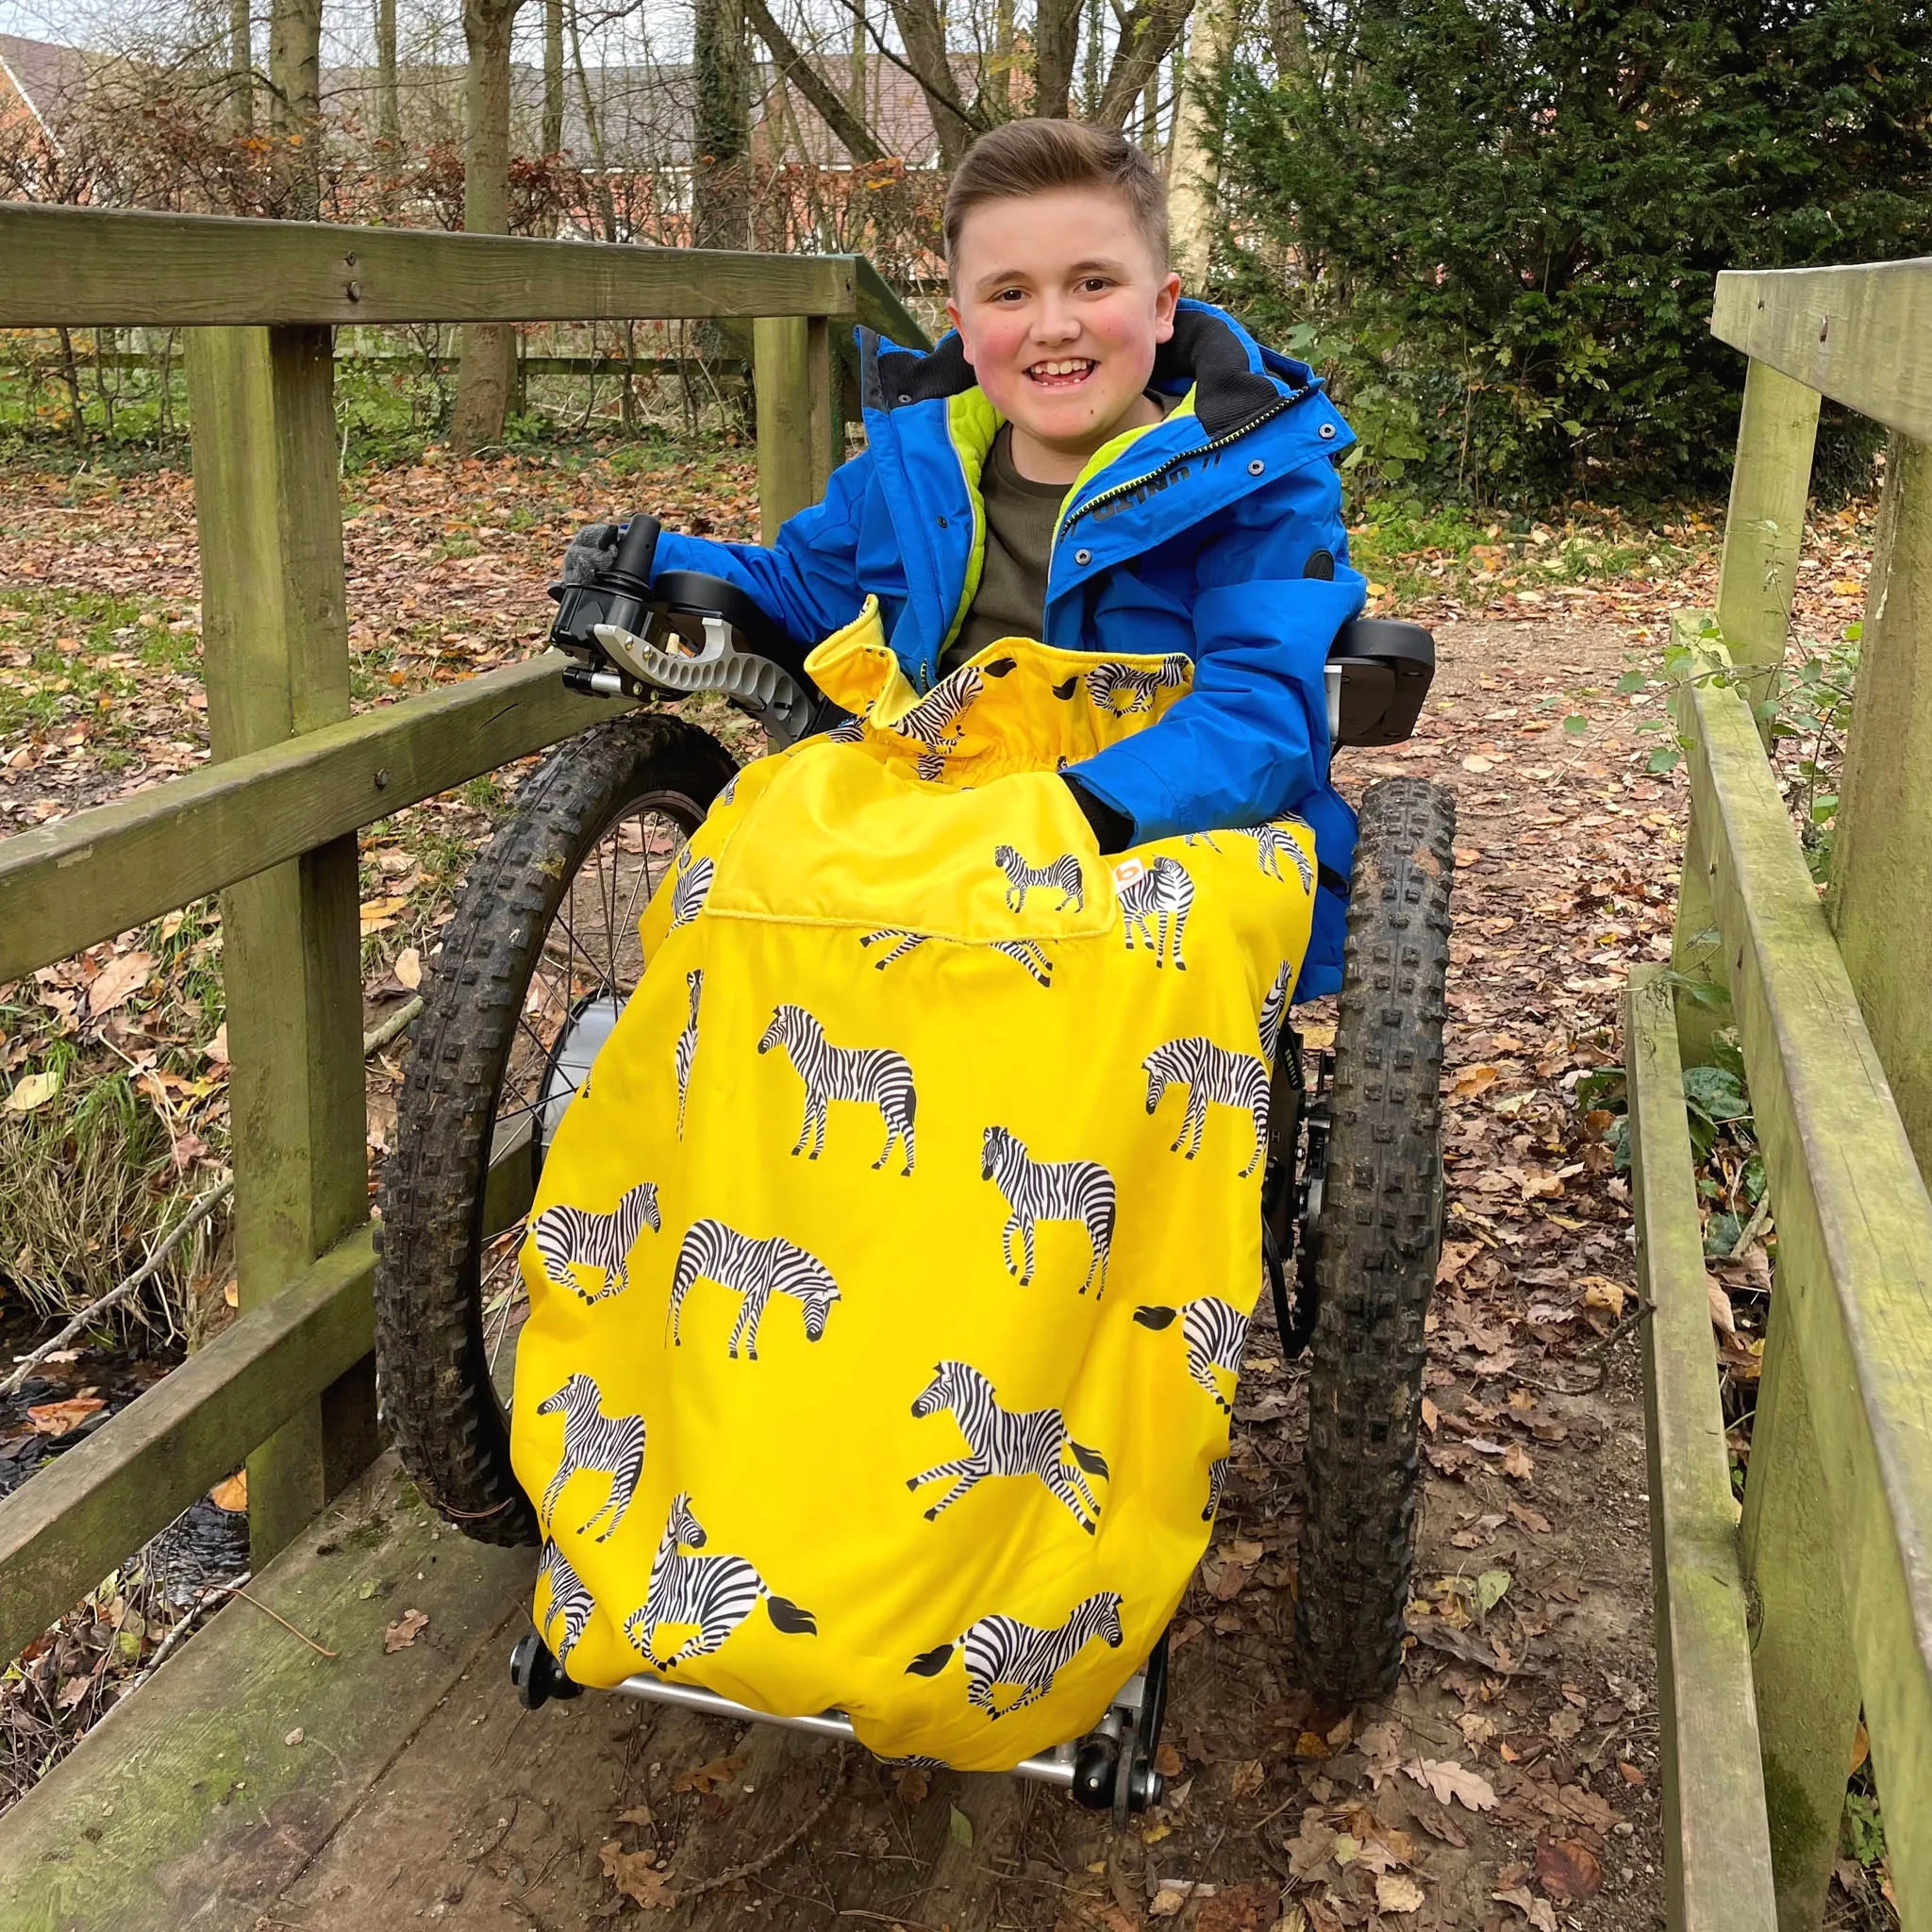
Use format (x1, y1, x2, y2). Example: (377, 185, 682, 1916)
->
(1668, 611, 1733, 1063)
(1825, 432, 1932, 1177)
(1715, 358, 1822, 732)
(808, 312, 841, 497)
(754, 313, 820, 541)
(1739, 1303, 1863, 1932)
(186, 325, 377, 1568)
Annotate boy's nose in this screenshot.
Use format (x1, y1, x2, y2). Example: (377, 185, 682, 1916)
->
(1031, 306, 1082, 345)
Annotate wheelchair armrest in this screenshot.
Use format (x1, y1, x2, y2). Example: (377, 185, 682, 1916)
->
(1326, 618, 1436, 747)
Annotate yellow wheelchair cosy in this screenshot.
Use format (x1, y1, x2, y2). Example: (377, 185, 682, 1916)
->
(510, 604, 1316, 1772)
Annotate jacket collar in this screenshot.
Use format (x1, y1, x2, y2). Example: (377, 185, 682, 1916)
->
(858, 299, 1316, 441)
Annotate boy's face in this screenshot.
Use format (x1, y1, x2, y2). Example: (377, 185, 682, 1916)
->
(946, 186, 1181, 478)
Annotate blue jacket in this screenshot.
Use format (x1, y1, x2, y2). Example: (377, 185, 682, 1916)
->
(654, 298, 1366, 997)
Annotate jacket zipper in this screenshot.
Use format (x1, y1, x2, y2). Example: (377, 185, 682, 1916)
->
(1051, 385, 1311, 554)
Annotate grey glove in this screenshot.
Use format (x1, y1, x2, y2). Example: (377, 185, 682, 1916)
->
(561, 521, 621, 585)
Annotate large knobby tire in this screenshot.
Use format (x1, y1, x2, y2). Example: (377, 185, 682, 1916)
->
(374, 711, 737, 1546)
(1294, 775, 1456, 1706)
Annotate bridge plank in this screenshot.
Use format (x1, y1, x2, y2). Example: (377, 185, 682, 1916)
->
(1676, 664, 1932, 1923)
(0, 1230, 375, 1674)
(0, 654, 630, 985)
(1626, 965, 1781, 1932)
(0, 203, 855, 326)
(1711, 258, 1932, 443)
(0, 1457, 527, 1932)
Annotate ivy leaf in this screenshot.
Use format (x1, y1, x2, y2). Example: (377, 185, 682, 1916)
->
(1562, 714, 1589, 736)
(1646, 745, 1681, 774)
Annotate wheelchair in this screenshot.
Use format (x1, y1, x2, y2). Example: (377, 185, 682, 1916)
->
(371, 514, 1455, 1823)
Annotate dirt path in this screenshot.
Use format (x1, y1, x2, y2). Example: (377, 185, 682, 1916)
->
(260, 612, 1679, 1932)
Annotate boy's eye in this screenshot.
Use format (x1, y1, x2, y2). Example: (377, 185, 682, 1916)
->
(1080, 277, 1114, 293)
(991, 287, 1026, 304)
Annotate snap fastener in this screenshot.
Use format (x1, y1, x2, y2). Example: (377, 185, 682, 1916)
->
(1074, 547, 1092, 565)
(1319, 423, 1337, 440)
(898, 391, 911, 404)
(1248, 458, 1265, 475)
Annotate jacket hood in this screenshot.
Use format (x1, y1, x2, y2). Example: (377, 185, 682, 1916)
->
(859, 298, 1321, 441)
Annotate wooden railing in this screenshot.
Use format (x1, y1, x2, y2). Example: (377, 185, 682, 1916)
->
(1632, 255, 1932, 1932)
(0, 201, 929, 1669)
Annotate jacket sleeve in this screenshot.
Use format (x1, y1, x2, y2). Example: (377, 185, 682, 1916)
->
(645, 446, 872, 647)
(1061, 452, 1366, 843)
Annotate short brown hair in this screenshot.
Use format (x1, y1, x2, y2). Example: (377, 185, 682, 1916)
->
(943, 119, 1170, 274)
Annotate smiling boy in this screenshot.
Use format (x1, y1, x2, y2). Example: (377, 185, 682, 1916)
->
(593, 118, 1368, 997)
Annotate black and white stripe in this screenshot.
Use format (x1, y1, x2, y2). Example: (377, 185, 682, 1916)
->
(906, 1591, 1124, 1716)
(668, 852, 714, 930)
(535, 1372, 648, 1540)
(980, 1124, 1115, 1298)
(1084, 655, 1190, 716)
(907, 1359, 1109, 1532)
(1258, 960, 1293, 1065)
(675, 968, 703, 1137)
(669, 1218, 841, 1359)
(537, 1539, 596, 1668)
(624, 1492, 817, 1671)
(1133, 1297, 1252, 1413)
(859, 928, 1054, 988)
(897, 666, 984, 779)
(992, 844, 1085, 914)
(1118, 855, 1194, 969)
(757, 1002, 917, 1174)
(1203, 1456, 1228, 1524)
(528, 1182, 660, 1303)
(1246, 821, 1314, 892)
(1142, 1035, 1271, 1177)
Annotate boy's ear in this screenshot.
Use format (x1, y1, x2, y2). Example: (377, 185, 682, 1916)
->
(1154, 270, 1182, 343)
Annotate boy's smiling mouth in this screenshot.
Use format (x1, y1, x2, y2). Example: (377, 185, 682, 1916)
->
(1026, 358, 1096, 388)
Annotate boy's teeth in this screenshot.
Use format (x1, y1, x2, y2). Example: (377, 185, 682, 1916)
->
(1031, 359, 1092, 377)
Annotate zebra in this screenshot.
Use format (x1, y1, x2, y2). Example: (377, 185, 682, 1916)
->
(527, 1182, 661, 1303)
(1203, 1456, 1228, 1524)
(907, 1359, 1109, 1533)
(675, 969, 703, 1137)
(669, 1219, 841, 1360)
(824, 716, 868, 744)
(667, 852, 714, 930)
(624, 1492, 817, 1671)
(536, 1539, 596, 1668)
(757, 1002, 917, 1174)
(1180, 830, 1224, 853)
(534, 1373, 648, 1541)
(1258, 959, 1294, 1065)
(1117, 855, 1193, 969)
(896, 666, 985, 779)
(1142, 1035, 1271, 1178)
(859, 928, 1054, 988)
(1084, 656, 1191, 715)
(1133, 1298, 1252, 1413)
(980, 1124, 1115, 1298)
(1246, 821, 1315, 892)
(992, 845, 1085, 914)
(714, 769, 742, 809)
(906, 1591, 1124, 1716)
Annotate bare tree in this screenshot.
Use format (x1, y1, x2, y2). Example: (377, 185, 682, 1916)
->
(451, 0, 526, 451)
(744, 0, 884, 161)
(269, 0, 323, 217)
(1093, 0, 1191, 129)
(1168, 0, 1236, 284)
(542, 0, 564, 154)
(228, 0, 253, 134)
(692, 0, 751, 248)
(1033, 0, 1082, 117)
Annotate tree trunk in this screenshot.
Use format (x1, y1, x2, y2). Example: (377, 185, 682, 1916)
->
(542, 0, 564, 156)
(1094, 0, 1193, 130)
(745, 0, 884, 163)
(269, 0, 323, 218)
(1267, 0, 1311, 75)
(849, 0, 867, 122)
(1034, 0, 1081, 118)
(992, 0, 1015, 115)
(1082, 0, 1104, 113)
(1168, 0, 1235, 284)
(886, 0, 975, 167)
(692, 0, 750, 251)
(570, 7, 618, 241)
(375, 0, 401, 214)
(229, 0, 253, 136)
(451, 0, 523, 454)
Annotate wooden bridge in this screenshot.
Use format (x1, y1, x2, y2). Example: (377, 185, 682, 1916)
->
(0, 205, 1929, 1930)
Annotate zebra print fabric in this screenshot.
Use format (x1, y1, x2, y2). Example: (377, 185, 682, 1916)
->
(758, 1002, 917, 1173)
(669, 1218, 841, 1359)
(979, 1124, 1115, 1297)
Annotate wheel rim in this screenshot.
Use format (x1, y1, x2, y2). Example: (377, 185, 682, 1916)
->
(474, 785, 708, 1414)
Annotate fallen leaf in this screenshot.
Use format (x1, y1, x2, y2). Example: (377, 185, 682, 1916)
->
(383, 1607, 429, 1652)
(672, 1752, 744, 1794)
(4, 1069, 62, 1113)
(284, 1727, 304, 1746)
(1582, 1277, 1625, 1318)
(1461, 755, 1494, 773)
(1535, 1838, 1604, 1902)
(1375, 1874, 1425, 1914)
(1150, 1889, 1189, 1919)
(948, 1803, 974, 1846)
(615, 1803, 653, 1826)
(208, 1470, 248, 1511)
(893, 1764, 930, 1805)
(1405, 1757, 1498, 1812)
(205, 1024, 229, 1066)
(87, 949, 156, 1018)
(1357, 1720, 1402, 1787)
(26, 1393, 105, 1438)
(1229, 1757, 1267, 1799)
(394, 946, 423, 990)
(1197, 1882, 1273, 1932)
(1450, 1064, 1499, 1099)
(1707, 1273, 1737, 1335)
(1495, 1886, 1558, 1932)
(601, 1840, 675, 1909)
(1502, 1442, 1535, 1480)
(1421, 1395, 1440, 1433)
(1154, 1740, 1183, 1776)
(57, 1674, 93, 1708)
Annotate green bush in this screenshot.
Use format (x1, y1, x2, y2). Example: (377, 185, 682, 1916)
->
(1217, 0, 1932, 509)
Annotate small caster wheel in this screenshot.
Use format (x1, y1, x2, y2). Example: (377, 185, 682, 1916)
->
(509, 1629, 582, 1709)
(1071, 1736, 1120, 1810)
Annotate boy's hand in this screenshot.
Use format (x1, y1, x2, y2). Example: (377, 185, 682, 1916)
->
(561, 522, 621, 585)
(1062, 775, 1133, 855)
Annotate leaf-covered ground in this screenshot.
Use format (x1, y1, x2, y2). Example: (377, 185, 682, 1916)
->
(0, 446, 1881, 1924)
